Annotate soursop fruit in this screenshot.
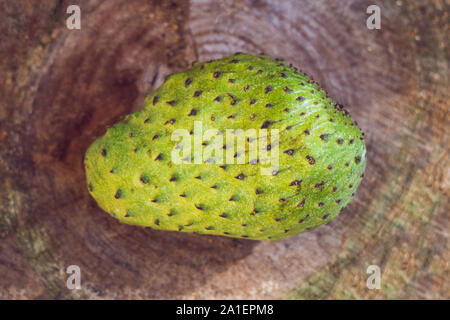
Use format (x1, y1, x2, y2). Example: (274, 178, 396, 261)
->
(84, 53, 366, 241)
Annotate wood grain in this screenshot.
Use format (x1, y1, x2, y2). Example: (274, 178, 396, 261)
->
(0, 0, 448, 299)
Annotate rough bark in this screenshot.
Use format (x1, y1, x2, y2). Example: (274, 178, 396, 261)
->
(0, 0, 448, 299)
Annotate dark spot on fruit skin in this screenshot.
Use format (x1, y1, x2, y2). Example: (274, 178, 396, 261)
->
(322, 214, 330, 220)
(248, 66, 254, 70)
(144, 118, 150, 123)
(235, 173, 245, 180)
(284, 108, 290, 112)
(211, 185, 217, 189)
(155, 219, 160, 226)
(152, 134, 159, 140)
(316, 114, 320, 118)
(185, 78, 192, 87)
(275, 217, 282, 222)
(195, 204, 204, 210)
(315, 181, 325, 188)
(220, 165, 227, 170)
(337, 139, 344, 145)
(290, 180, 302, 186)
(345, 162, 349, 167)
(164, 119, 176, 125)
(284, 229, 289, 233)
(205, 226, 214, 230)
(265, 86, 272, 93)
(355, 156, 361, 164)
(155, 154, 163, 161)
(330, 118, 334, 122)
(214, 96, 222, 101)
(304, 130, 310, 135)
(327, 165, 333, 170)
(213, 71, 222, 78)
(228, 78, 236, 83)
(280, 72, 286, 78)
(140, 175, 150, 184)
(167, 100, 176, 106)
(318, 202, 324, 207)
(261, 121, 273, 129)
(153, 96, 159, 105)
(229, 196, 237, 201)
(195, 175, 201, 180)
(129, 132, 134, 138)
(349, 184, 353, 188)
(220, 213, 228, 218)
(228, 114, 235, 119)
(188, 109, 197, 116)
(336, 199, 341, 204)
(284, 86, 292, 93)
(296, 96, 304, 101)
(349, 139, 354, 145)
(306, 155, 316, 165)
(170, 175, 177, 182)
(267, 144, 271, 151)
(320, 134, 329, 141)
(265, 103, 272, 108)
(194, 90, 202, 97)
(279, 198, 285, 202)
(333, 187, 337, 192)
(230, 59, 239, 63)
(244, 85, 250, 91)
(284, 149, 295, 156)
(297, 199, 305, 207)
(250, 99, 257, 105)
(180, 193, 186, 197)
(101, 149, 107, 157)
(88, 184, 93, 192)
(125, 212, 132, 218)
(114, 189, 122, 199)
(255, 188, 263, 194)
(257, 69, 263, 74)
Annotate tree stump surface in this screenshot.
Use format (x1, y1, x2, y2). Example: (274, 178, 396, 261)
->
(0, 0, 448, 299)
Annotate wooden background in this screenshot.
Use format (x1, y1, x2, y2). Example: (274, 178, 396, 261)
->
(0, 0, 448, 299)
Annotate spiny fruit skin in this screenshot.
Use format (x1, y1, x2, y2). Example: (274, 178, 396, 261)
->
(84, 53, 366, 241)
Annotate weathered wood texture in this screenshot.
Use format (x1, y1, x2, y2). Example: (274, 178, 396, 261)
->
(0, 0, 448, 299)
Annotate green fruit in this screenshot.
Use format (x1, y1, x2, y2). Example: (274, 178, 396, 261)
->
(84, 53, 366, 241)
